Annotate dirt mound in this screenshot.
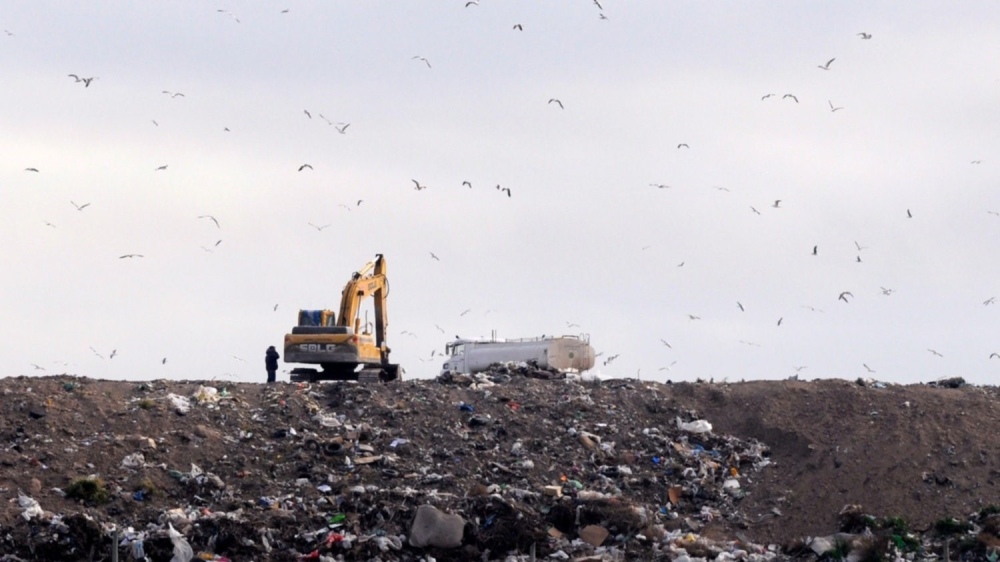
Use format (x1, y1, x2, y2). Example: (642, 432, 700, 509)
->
(0, 374, 998, 560)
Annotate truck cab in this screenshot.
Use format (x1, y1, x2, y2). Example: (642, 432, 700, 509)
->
(440, 340, 469, 375)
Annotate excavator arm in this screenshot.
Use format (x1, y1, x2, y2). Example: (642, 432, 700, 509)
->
(337, 254, 390, 356)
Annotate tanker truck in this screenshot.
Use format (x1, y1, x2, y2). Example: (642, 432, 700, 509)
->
(439, 334, 595, 376)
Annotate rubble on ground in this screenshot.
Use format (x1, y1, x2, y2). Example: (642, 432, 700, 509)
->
(1, 371, 1000, 560)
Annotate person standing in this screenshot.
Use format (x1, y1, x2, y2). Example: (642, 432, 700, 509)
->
(265, 346, 280, 383)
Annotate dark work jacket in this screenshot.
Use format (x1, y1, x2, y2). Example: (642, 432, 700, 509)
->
(265, 348, 280, 370)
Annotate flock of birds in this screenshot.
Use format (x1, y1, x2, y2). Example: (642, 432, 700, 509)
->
(9, 3, 999, 382)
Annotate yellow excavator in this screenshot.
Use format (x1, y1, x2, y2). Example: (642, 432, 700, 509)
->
(283, 254, 401, 382)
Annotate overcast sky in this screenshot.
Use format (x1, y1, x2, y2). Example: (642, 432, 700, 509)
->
(3, 2, 999, 385)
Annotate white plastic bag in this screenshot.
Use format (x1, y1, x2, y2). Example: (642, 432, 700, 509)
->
(18, 492, 43, 520)
(168, 523, 194, 562)
(167, 394, 191, 415)
(676, 417, 713, 434)
(192, 386, 219, 403)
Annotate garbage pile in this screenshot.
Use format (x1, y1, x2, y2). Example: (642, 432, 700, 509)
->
(0, 374, 781, 561)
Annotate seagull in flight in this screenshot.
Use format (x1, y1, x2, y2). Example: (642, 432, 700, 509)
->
(513, 24, 523, 31)
(817, 58, 835, 70)
(772, 200, 782, 208)
(658, 361, 678, 371)
(460, 309, 471, 316)
(812, 245, 818, 256)
(737, 301, 745, 311)
(880, 287, 894, 296)
(782, 94, 799, 103)
(829, 100, 844, 112)
(548, 98, 564, 109)
(677, 143, 689, 149)
(750, 206, 761, 215)
(155, 165, 168, 171)
(216, 9, 240, 23)
(660, 339, 672, 348)
(119, 254, 144, 259)
(198, 215, 220, 228)
(603, 354, 620, 366)
(430, 252, 440, 261)
(687, 314, 701, 320)
(25, 167, 40, 172)
(649, 183, 670, 189)
(412, 56, 432, 68)
(435, 324, 445, 334)
(465, 1, 479, 6)
(838, 291, 853, 303)
(462, 181, 472, 188)
(89, 347, 104, 359)
(307, 222, 331, 231)
(907, 209, 913, 218)
(71, 201, 91, 211)
(863, 363, 876, 373)
(162, 91, 184, 98)
(990, 353, 1000, 359)
(928, 349, 944, 357)
(335, 123, 350, 134)
(857, 32, 872, 39)
(984, 297, 996, 306)
(274, 304, 279, 311)
(499, 186, 511, 198)
(777, 317, 784, 326)
(761, 93, 775, 100)
(68, 75, 97, 87)
(412, 179, 427, 191)
(854, 241, 869, 251)
(298, 164, 313, 171)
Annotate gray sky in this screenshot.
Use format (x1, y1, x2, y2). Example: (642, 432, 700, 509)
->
(3, 2, 999, 384)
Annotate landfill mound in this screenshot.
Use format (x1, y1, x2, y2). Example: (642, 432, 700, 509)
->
(1, 372, 1000, 561)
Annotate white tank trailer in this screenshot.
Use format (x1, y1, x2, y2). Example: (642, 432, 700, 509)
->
(439, 334, 596, 375)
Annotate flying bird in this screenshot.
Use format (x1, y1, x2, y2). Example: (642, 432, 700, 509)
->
(216, 9, 240, 23)
(687, 314, 700, 320)
(119, 254, 144, 259)
(907, 209, 912, 218)
(89, 347, 104, 359)
(761, 93, 775, 100)
(513, 24, 523, 31)
(772, 200, 782, 208)
(500, 186, 511, 198)
(817, 58, 835, 70)
(109, 349, 117, 359)
(307, 222, 331, 231)
(155, 165, 168, 171)
(69, 75, 97, 87)
(357, 200, 364, 206)
(71, 201, 91, 211)
(462, 181, 472, 188)
(928, 349, 944, 357)
(829, 100, 844, 112)
(274, 304, 279, 311)
(465, 1, 479, 6)
(863, 363, 876, 373)
(857, 32, 872, 39)
(430, 252, 440, 261)
(782, 94, 799, 103)
(660, 339, 672, 348)
(777, 317, 783, 326)
(435, 324, 445, 334)
(750, 206, 761, 215)
(303, 109, 312, 119)
(412, 179, 427, 191)
(318, 114, 332, 125)
(649, 183, 670, 189)
(43, 221, 56, 228)
(548, 98, 564, 109)
(990, 353, 999, 359)
(412, 56, 432, 68)
(298, 164, 313, 171)
(677, 143, 689, 149)
(335, 123, 350, 134)
(198, 215, 220, 228)
(603, 354, 620, 366)
(658, 361, 678, 371)
(162, 358, 167, 364)
(984, 297, 996, 306)
(460, 309, 471, 316)
(31, 364, 45, 370)
(25, 167, 39, 172)
(880, 287, 895, 296)
(812, 245, 818, 256)
(971, 160, 982, 164)
(838, 291, 853, 303)
(593, 0, 603, 9)
(567, 322, 581, 328)
(162, 91, 184, 98)
(737, 302, 745, 311)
